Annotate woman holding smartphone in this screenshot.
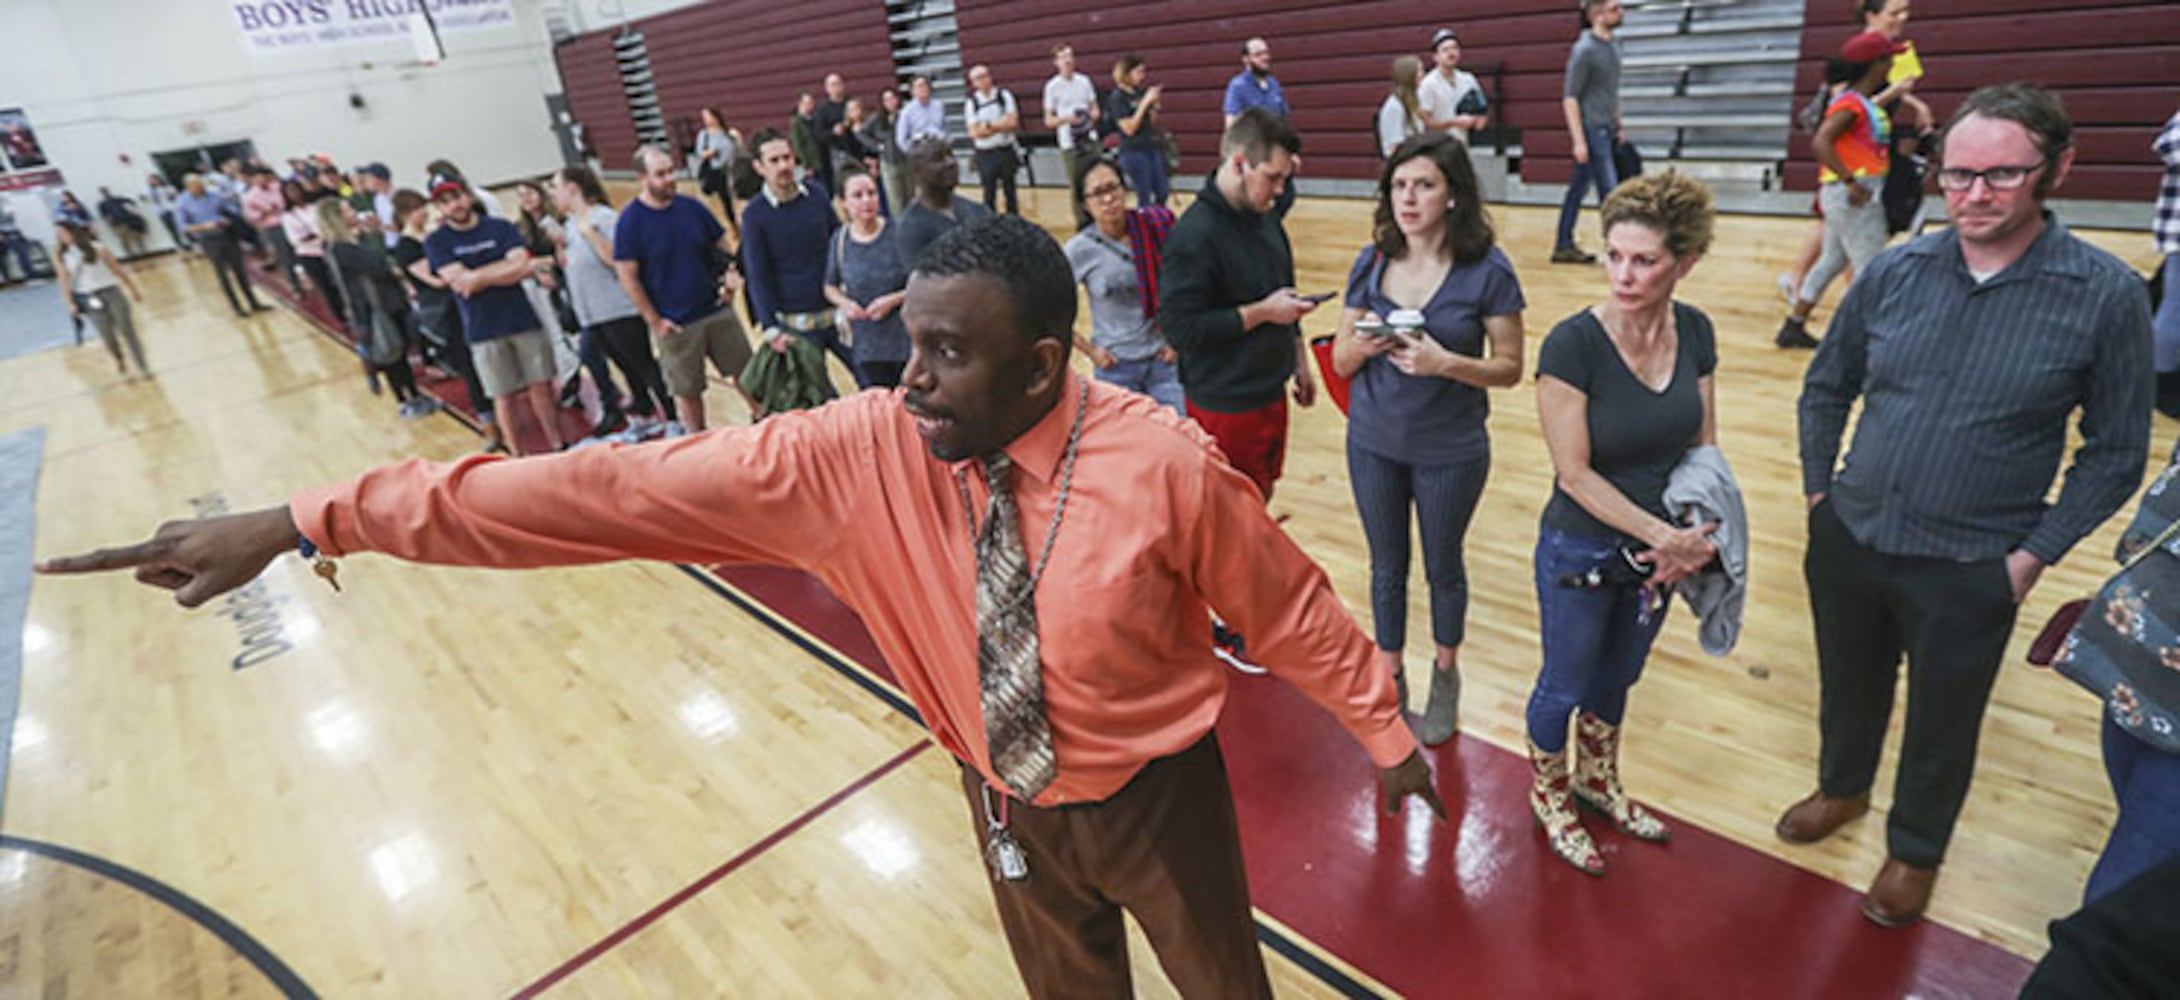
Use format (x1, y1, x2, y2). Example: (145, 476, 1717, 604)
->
(1329, 133, 1525, 744)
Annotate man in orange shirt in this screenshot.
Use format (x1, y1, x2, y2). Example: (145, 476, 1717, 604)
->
(41, 216, 1445, 998)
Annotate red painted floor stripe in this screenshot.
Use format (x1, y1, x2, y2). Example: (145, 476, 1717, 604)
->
(507, 740, 931, 1000)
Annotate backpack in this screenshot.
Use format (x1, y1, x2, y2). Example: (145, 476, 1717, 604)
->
(729, 153, 763, 200)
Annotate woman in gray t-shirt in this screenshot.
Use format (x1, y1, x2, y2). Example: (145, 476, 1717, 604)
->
(822, 168, 911, 389)
(1063, 159, 1180, 413)
(551, 166, 672, 430)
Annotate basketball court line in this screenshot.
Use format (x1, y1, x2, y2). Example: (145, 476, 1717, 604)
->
(507, 740, 933, 999)
(0, 833, 318, 999)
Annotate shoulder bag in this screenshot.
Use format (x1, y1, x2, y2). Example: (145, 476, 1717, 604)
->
(2033, 464, 2180, 752)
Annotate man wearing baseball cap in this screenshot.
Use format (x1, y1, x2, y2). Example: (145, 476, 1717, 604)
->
(356, 163, 397, 246)
(423, 173, 566, 454)
(1418, 28, 1489, 147)
(1774, 30, 1905, 349)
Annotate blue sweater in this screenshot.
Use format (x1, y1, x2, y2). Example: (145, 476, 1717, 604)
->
(741, 181, 838, 329)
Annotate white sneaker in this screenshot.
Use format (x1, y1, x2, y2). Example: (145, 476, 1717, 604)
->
(662, 420, 691, 439)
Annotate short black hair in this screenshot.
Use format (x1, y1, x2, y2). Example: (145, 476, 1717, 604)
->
(913, 215, 1076, 346)
(1071, 154, 1126, 213)
(1221, 107, 1302, 164)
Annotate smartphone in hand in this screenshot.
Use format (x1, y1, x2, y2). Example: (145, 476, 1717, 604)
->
(1300, 290, 1339, 305)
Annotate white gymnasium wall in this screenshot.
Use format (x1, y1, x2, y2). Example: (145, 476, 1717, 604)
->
(0, 0, 570, 250)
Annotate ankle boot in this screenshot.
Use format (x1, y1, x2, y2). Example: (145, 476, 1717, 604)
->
(1415, 665, 1460, 747)
(1529, 740, 1605, 875)
(1572, 712, 1672, 842)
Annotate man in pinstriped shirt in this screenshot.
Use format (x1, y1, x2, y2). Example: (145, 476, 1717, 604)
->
(1781, 84, 2154, 929)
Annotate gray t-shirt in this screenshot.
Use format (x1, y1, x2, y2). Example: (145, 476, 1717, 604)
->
(894, 198, 993, 272)
(1564, 31, 1623, 132)
(824, 222, 912, 364)
(1064, 227, 1163, 362)
(562, 204, 639, 326)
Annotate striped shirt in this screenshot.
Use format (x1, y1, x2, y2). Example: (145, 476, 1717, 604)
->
(2155, 110, 2180, 255)
(1799, 215, 2153, 564)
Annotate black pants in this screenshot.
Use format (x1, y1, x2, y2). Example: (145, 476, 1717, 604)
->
(1805, 499, 2019, 867)
(298, 255, 346, 324)
(198, 234, 264, 315)
(976, 147, 1019, 215)
(589, 315, 669, 418)
(962, 735, 1270, 1000)
(2022, 855, 2180, 998)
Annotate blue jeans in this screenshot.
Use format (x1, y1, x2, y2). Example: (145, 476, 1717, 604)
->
(1118, 146, 1169, 208)
(2085, 715, 2180, 904)
(1095, 356, 1183, 413)
(1526, 528, 1668, 751)
(1346, 441, 1490, 651)
(1554, 124, 1620, 251)
(2155, 253, 2180, 373)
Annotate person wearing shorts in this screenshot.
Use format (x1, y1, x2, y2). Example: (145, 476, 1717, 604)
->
(423, 173, 565, 454)
(616, 144, 753, 433)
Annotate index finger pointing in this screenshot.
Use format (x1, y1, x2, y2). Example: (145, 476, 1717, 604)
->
(35, 540, 168, 575)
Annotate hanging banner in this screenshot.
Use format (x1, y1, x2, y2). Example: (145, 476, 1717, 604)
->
(227, 0, 515, 54)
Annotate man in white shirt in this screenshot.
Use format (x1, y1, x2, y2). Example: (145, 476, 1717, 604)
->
(964, 64, 1022, 216)
(1418, 28, 1489, 147)
(1043, 43, 1101, 228)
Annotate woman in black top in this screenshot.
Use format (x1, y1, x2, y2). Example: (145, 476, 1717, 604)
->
(1526, 171, 1720, 875)
(317, 198, 428, 416)
(1108, 53, 1168, 207)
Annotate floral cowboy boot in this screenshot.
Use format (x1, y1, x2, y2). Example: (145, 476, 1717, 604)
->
(1572, 712, 1672, 842)
(1529, 739, 1605, 875)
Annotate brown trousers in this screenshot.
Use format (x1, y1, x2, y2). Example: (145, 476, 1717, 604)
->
(960, 734, 1271, 1000)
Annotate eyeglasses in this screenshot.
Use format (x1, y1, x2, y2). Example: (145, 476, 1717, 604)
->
(1935, 161, 2044, 193)
(1083, 182, 1124, 201)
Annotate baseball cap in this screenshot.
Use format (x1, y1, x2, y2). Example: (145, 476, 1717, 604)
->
(1839, 31, 1907, 63)
(428, 172, 467, 198)
(1431, 28, 1459, 50)
(358, 163, 391, 181)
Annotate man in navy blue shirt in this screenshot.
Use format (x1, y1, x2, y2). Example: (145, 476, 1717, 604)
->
(614, 144, 752, 433)
(740, 129, 848, 372)
(424, 173, 565, 454)
(174, 173, 267, 317)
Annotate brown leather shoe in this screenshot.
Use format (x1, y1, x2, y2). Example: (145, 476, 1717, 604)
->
(1861, 858, 1938, 927)
(1774, 790, 1870, 845)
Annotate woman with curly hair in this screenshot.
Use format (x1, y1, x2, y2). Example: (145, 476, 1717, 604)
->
(1527, 170, 1719, 874)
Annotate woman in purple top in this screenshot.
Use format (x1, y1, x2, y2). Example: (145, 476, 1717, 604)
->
(1328, 133, 1526, 746)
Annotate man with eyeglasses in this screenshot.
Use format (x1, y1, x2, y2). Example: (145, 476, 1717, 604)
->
(1785, 83, 2152, 930)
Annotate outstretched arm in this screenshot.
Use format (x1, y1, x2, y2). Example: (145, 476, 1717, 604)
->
(38, 408, 875, 605)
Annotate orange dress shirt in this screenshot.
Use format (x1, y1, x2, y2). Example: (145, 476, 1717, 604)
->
(291, 374, 1416, 805)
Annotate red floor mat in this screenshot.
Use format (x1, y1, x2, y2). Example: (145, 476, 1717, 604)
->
(708, 563, 2035, 998)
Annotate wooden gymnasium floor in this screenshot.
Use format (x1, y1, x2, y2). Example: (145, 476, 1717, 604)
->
(1, 176, 2168, 998)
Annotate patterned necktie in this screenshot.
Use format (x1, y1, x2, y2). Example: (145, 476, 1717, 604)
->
(975, 452, 1056, 800)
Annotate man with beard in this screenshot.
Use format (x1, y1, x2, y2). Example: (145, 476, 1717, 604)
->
(614, 143, 751, 433)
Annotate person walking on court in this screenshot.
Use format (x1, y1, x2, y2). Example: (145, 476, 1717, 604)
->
(425, 172, 566, 455)
(1329, 134, 1526, 745)
(1066, 158, 1182, 413)
(1774, 32, 1904, 350)
(1784, 84, 2153, 928)
(96, 186, 151, 260)
(54, 223, 149, 379)
(822, 168, 912, 390)
(39, 214, 1447, 1000)
(1418, 28, 1490, 147)
(964, 65, 1023, 216)
(1551, 0, 1625, 264)
(1529, 170, 1721, 874)
(174, 173, 268, 317)
(615, 144, 754, 435)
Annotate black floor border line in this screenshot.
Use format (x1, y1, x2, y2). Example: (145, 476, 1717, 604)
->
(258, 267, 1383, 998)
(0, 833, 317, 999)
(671, 565, 1388, 1000)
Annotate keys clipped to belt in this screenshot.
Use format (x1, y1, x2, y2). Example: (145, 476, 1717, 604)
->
(982, 784, 1029, 882)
